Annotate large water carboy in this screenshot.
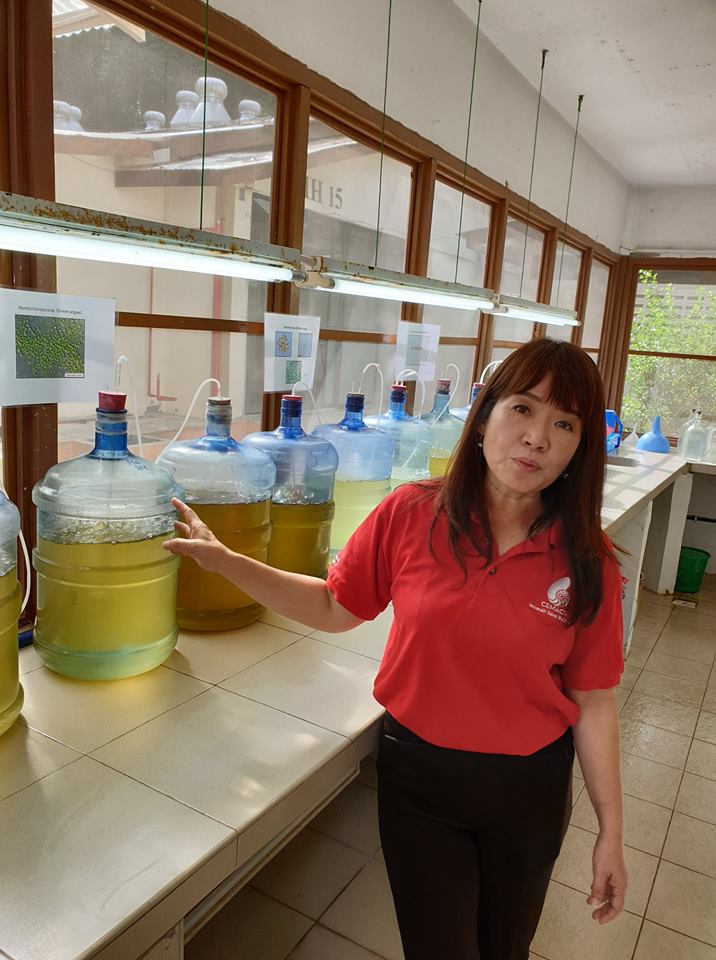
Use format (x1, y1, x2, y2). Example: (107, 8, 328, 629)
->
(244, 395, 339, 576)
(676, 409, 698, 455)
(682, 410, 708, 461)
(0, 492, 22, 736)
(32, 391, 182, 680)
(157, 396, 276, 631)
(365, 383, 432, 488)
(420, 379, 464, 477)
(453, 382, 483, 423)
(313, 392, 394, 551)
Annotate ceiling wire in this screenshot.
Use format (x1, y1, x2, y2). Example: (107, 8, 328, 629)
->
(519, 48, 548, 299)
(455, 0, 484, 284)
(374, 0, 394, 267)
(555, 94, 584, 306)
(199, 0, 210, 230)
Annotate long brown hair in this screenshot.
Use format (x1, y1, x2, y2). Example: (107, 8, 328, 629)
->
(431, 338, 616, 625)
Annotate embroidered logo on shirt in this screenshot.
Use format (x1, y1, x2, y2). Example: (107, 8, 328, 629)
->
(528, 577, 571, 624)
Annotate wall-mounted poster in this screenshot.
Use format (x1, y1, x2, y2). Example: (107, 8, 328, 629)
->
(263, 312, 321, 392)
(0, 289, 115, 405)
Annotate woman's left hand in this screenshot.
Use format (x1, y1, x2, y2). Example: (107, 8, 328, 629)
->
(587, 832, 628, 923)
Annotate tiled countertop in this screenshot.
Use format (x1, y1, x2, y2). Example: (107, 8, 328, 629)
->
(0, 452, 690, 960)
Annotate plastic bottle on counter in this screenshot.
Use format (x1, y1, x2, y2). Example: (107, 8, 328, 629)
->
(420, 379, 464, 477)
(622, 426, 640, 448)
(452, 382, 483, 423)
(676, 409, 698, 455)
(313, 392, 394, 551)
(682, 410, 708, 462)
(244, 395, 339, 577)
(365, 383, 433, 489)
(32, 391, 182, 680)
(157, 396, 276, 631)
(702, 427, 716, 464)
(0, 491, 22, 736)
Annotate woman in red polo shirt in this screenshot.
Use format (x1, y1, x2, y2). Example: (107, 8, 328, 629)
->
(165, 338, 628, 960)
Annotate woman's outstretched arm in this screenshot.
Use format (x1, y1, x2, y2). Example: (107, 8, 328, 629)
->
(163, 499, 364, 634)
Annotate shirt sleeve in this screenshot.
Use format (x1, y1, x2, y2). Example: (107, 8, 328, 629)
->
(326, 489, 400, 622)
(560, 550, 625, 691)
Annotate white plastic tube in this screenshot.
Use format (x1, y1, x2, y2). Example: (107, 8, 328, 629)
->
(158, 377, 222, 459)
(114, 355, 144, 457)
(292, 380, 322, 428)
(480, 359, 501, 383)
(396, 368, 427, 417)
(358, 362, 385, 424)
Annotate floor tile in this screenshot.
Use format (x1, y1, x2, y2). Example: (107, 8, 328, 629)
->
(310, 606, 393, 662)
(166, 622, 303, 684)
(570, 791, 671, 856)
(645, 652, 712, 684)
(662, 812, 716, 879)
(619, 661, 642, 691)
(0, 757, 234, 960)
(615, 685, 631, 712)
(676, 774, 716, 826)
(220, 637, 381, 739)
(621, 692, 699, 737)
(260, 609, 315, 636)
(634, 920, 716, 959)
(92, 687, 346, 830)
(696, 712, 716, 745)
(251, 827, 369, 920)
(17, 645, 42, 676)
(356, 755, 378, 790)
(632, 670, 706, 709)
(704, 680, 716, 716)
(572, 777, 584, 805)
(18, 664, 210, 753)
(311, 781, 381, 856)
(667, 608, 716, 641)
(288, 925, 385, 960)
(647, 860, 716, 946)
(625, 645, 650, 668)
(0, 723, 80, 801)
(687, 740, 716, 782)
(620, 752, 682, 807)
(551, 826, 657, 915)
(185, 886, 312, 960)
(320, 860, 404, 960)
(620, 718, 692, 768)
(654, 632, 716, 667)
(531, 881, 641, 960)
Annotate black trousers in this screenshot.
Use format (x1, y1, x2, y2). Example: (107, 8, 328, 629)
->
(376, 713, 574, 960)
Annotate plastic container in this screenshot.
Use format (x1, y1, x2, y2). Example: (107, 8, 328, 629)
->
(702, 427, 716, 465)
(675, 546, 711, 594)
(420, 379, 464, 477)
(676, 409, 698, 455)
(0, 492, 22, 737)
(682, 411, 708, 462)
(32, 391, 182, 680)
(635, 415, 671, 454)
(622, 426, 640, 448)
(157, 397, 276, 631)
(313, 393, 394, 551)
(605, 410, 624, 453)
(365, 384, 433, 488)
(244, 395, 339, 577)
(453, 382, 483, 423)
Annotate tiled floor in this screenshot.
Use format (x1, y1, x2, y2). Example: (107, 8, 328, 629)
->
(187, 576, 716, 960)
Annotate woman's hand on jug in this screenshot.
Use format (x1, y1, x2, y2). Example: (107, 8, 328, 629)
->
(162, 498, 228, 573)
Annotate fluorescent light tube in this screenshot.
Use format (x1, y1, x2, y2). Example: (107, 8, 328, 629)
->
(0, 223, 293, 282)
(323, 275, 495, 311)
(487, 295, 579, 327)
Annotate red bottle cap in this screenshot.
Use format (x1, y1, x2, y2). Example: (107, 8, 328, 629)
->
(98, 391, 127, 412)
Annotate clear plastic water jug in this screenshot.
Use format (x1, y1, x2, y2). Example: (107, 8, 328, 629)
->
(244, 395, 339, 577)
(683, 411, 708, 461)
(365, 384, 432, 489)
(157, 397, 276, 631)
(313, 393, 394, 551)
(420, 379, 465, 477)
(0, 492, 22, 736)
(453, 382, 483, 423)
(32, 391, 182, 680)
(676, 409, 698, 455)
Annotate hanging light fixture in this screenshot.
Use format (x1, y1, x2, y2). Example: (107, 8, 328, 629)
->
(484, 50, 579, 329)
(0, 192, 299, 283)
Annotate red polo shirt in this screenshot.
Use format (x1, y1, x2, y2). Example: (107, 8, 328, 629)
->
(327, 483, 623, 755)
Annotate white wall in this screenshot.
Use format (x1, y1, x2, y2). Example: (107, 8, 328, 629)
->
(625, 186, 716, 255)
(210, 0, 631, 252)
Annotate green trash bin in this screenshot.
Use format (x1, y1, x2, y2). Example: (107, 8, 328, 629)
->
(675, 546, 711, 593)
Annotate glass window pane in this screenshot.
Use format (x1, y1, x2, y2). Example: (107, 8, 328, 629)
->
(304, 341, 397, 432)
(582, 260, 610, 352)
(632, 270, 716, 358)
(495, 217, 544, 343)
(303, 117, 412, 272)
(53, 1, 275, 239)
(621, 356, 716, 438)
(546, 241, 581, 342)
(428, 181, 491, 287)
(298, 288, 401, 335)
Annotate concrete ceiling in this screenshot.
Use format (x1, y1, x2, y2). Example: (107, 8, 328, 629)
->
(456, 0, 716, 187)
